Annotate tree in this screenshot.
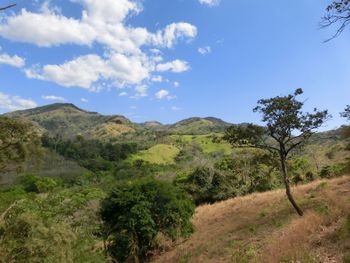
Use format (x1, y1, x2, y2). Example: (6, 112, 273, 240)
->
(0, 3, 16, 10)
(0, 117, 41, 173)
(322, 0, 350, 41)
(341, 105, 350, 121)
(223, 89, 329, 216)
(100, 179, 195, 263)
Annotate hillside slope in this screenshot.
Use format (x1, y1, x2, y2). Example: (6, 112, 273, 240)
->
(153, 176, 350, 263)
(4, 103, 138, 138)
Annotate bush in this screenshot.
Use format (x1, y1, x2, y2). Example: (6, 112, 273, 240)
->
(176, 167, 240, 205)
(17, 174, 60, 193)
(100, 179, 195, 262)
(319, 164, 345, 178)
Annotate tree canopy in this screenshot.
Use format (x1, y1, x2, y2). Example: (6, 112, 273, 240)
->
(100, 179, 195, 263)
(341, 105, 350, 122)
(322, 0, 350, 41)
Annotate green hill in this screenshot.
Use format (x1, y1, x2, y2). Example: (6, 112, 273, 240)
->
(168, 117, 232, 135)
(4, 103, 138, 139)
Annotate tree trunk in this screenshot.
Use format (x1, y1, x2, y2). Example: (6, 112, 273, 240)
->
(280, 154, 304, 216)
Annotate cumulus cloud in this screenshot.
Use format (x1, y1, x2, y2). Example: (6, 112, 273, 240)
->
(42, 95, 66, 102)
(174, 81, 180, 87)
(0, 2, 196, 51)
(151, 23, 197, 48)
(155, 89, 175, 100)
(2, 0, 197, 93)
(0, 92, 37, 112)
(199, 0, 221, 7)
(156, 60, 189, 73)
(80, 98, 88, 103)
(25, 53, 150, 91)
(0, 53, 25, 68)
(198, 46, 211, 55)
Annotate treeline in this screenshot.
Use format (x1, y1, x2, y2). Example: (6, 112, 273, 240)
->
(41, 134, 138, 172)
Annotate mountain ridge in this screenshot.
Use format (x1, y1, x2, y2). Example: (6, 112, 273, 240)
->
(3, 103, 234, 138)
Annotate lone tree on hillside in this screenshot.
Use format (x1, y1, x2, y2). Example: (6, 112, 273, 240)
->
(223, 89, 329, 216)
(322, 0, 350, 41)
(0, 3, 16, 10)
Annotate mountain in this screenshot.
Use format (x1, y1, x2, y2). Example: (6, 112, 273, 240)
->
(4, 103, 139, 139)
(168, 117, 232, 134)
(3, 104, 234, 138)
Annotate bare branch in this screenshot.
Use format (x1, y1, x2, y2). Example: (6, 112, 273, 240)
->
(0, 3, 16, 11)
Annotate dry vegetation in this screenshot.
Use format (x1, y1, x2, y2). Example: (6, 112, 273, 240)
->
(152, 176, 350, 263)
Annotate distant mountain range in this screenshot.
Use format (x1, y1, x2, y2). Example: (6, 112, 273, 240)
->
(3, 103, 233, 138)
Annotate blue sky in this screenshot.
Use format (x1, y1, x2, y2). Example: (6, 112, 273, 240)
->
(0, 0, 349, 129)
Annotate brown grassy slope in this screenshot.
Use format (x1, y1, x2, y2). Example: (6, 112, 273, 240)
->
(152, 176, 350, 263)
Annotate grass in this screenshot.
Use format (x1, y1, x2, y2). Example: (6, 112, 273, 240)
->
(152, 176, 350, 263)
(129, 144, 180, 165)
(171, 134, 232, 155)
(89, 122, 135, 139)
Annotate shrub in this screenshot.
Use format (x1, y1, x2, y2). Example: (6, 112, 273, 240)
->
(319, 164, 345, 178)
(176, 167, 240, 205)
(100, 179, 195, 262)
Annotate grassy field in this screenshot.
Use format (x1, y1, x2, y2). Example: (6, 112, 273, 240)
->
(152, 176, 350, 263)
(171, 134, 233, 155)
(129, 144, 180, 165)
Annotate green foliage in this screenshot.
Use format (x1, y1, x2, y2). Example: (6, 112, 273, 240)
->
(100, 179, 195, 262)
(0, 213, 76, 263)
(42, 134, 137, 172)
(288, 157, 313, 184)
(319, 164, 345, 178)
(0, 186, 106, 262)
(0, 117, 41, 173)
(16, 174, 60, 193)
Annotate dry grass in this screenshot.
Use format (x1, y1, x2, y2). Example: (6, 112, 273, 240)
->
(152, 176, 350, 263)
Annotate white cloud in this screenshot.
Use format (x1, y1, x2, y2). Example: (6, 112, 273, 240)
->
(0, 92, 37, 112)
(156, 60, 189, 73)
(42, 95, 66, 102)
(155, 89, 175, 100)
(0, 0, 197, 95)
(198, 46, 211, 55)
(151, 75, 163, 82)
(132, 85, 148, 98)
(174, 81, 180, 87)
(81, 98, 88, 103)
(0, 1, 196, 53)
(119, 91, 128, 96)
(199, 0, 221, 7)
(0, 53, 25, 68)
(151, 22, 197, 48)
(25, 53, 150, 91)
(171, 106, 181, 111)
